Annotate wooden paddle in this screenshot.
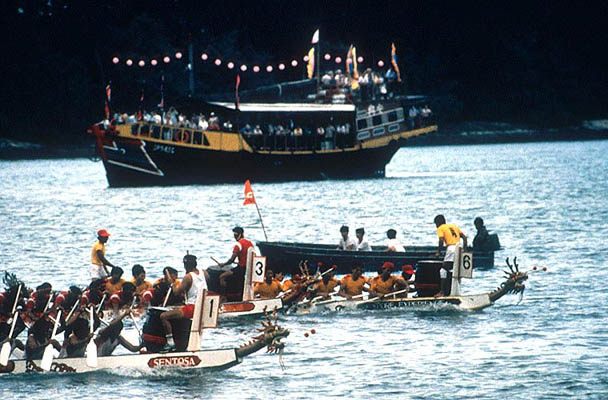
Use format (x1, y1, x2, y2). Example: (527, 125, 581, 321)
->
(357, 289, 409, 306)
(96, 293, 107, 314)
(86, 307, 98, 367)
(41, 309, 62, 371)
(162, 287, 172, 307)
(0, 284, 22, 366)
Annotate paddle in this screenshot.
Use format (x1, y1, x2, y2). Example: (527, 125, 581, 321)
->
(86, 307, 98, 367)
(40, 309, 62, 371)
(162, 287, 172, 307)
(357, 289, 409, 306)
(96, 294, 107, 314)
(0, 284, 22, 366)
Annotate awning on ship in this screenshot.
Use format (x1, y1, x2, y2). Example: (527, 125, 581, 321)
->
(208, 102, 356, 112)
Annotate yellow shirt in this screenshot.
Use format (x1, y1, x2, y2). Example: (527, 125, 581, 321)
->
(315, 278, 339, 296)
(281, 279, 296, 292)
(437, 224, 462, 246)
(131, 278, 152, 295)
(370, 275, 397, 295)
(254, 280, 282, 299)
(340, 274, 368, 296)
(106, 278, 125, 294)
(91, 241, 105, 266)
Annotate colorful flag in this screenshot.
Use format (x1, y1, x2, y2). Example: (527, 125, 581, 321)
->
(346, 45, 359, 80)
(243, 180, 256, 205)
(235, 74, 241, 110)
(307, 47, 315, 79)
(352, 46, 359, 79)
(104, 83, 111, 119)
(137, 89, 144, 121)
(311, 29, 319, 44)
(391, 43, 402, 82)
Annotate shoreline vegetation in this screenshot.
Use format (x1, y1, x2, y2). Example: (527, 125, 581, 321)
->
(1, 120, 607, 161)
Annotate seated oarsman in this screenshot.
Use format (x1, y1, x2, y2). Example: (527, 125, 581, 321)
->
(25, 282, 53, 322)
(105, 267, 126, 296)
(312, 265, 340, 300)
(338, 265, 369, 300)
(62, 309, 140, 358)
(131, 264, 152, 297)
(254, 270, 282, 299)
(0, 284, 27, 356)
(273, 271, 285, 290)
(142, 267, 183, 306)
(369, 262, 399, 298)
(160, 254, 208, 350)
(280, 274, 301, 293)
(81, 279, 107, 308)
(394, 265, 415, 298)
(109, 282, 136, 313)
(54, 286, 82, 311)
(25, 309, 61, 360)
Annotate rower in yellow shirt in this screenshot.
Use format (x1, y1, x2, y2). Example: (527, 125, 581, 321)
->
(130, 264, 152, 296)
(254, 270, 282, 299)
(338, 265, 369, 299)
(313, 265, 339, 299)
(105, 267, 126, 295)
(369, 262, 399, 298)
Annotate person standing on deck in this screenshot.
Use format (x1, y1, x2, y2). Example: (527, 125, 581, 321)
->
(218, 227, 254, 301)
(433, 215, 468, 297)
(160, 253, 208, 350)
(337, 225, 357, 250)
(355, 228, 372, 251)
(385, 229, 405, 252)
(90, 229, 115, 281)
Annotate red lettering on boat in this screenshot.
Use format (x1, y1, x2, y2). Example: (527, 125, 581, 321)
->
(148, 355, 201, 368)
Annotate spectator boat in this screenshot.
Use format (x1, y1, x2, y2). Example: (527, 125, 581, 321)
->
(87, 79, 437, 187)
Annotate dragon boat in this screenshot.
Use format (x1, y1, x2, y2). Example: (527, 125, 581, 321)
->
(0, 289, 289, 375)
(290, 255, 539, 314)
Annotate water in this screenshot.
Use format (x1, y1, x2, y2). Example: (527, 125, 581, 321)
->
(1, 140, 607, 399)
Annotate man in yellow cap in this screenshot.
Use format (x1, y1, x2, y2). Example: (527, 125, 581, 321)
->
(90, 229, 116, 282)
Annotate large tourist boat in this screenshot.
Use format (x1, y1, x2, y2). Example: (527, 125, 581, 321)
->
(88, 79, 437, 187)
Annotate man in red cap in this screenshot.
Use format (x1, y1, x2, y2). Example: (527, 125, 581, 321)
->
(369, 262, 399, 298)
(90, 229, 116, 282)
(394, 265, 415, 298)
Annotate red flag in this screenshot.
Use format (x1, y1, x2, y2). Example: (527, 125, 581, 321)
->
(235, 74, 241, 110)
(243, 180, 256, 205)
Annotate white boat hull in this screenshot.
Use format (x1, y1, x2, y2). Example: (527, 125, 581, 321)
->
(0, 348, 240, 375)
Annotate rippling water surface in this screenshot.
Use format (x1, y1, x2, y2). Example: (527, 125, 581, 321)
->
(1, 140, 607, 399)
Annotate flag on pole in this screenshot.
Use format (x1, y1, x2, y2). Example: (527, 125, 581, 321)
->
(391, 43, 402, 82)
(137, 89, 144, 121)
(307, 47, 315, 79)
(311, 29, 319, 44)
(158, 74, 165, 109)
(104, 83, 111, 119)
(235, 74, 241, 111)
(243, 180, 256, 205)
(352, 46, 359, 79)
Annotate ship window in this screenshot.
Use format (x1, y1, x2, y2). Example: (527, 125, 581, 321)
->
(388, 111, 398, 122)
(192, 131, 202, 145)
(357, 119, 368, 130)
(151, 125, 161, 139)
(140, 124, 150, 136)
(372, 115, 382, 126)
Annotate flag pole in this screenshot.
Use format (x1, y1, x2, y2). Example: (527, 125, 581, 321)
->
(254, 202, 268, 241)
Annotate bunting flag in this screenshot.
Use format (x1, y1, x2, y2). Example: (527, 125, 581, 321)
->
(391, 42, 402, 82)
(158, 74, 165, 109)
(352, 46, 359, 79)
(307, 47, 315, 79)
(137, 89, 144, 121)
(311, 29, 319, 44)
(243, 180, 256, 205)
(235, 74, 241, 110)
(345, 45, 359, 80)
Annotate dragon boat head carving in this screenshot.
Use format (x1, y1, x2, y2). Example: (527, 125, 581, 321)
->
(236, 307, 289, 358)
(489, 257, 533, 303)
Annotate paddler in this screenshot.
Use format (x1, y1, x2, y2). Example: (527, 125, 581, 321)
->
(218, 227, 254, 302)
(394, 264, 415, 298)
(105, 267, 126, 296)
(142, 267, 182, 306)
(369, 262, 399, 298)
(25, 309, 61, 360)
(433, 214, 468, 297)
(131, 264, 152, 296)
(311, 265, 339, 300)
(338, 265, 369, 300)
(90, 229, 115, 281)
(160, 253, 208, 351)
(254, 270, 282, 299)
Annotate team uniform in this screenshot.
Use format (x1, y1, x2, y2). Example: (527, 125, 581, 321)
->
(109, 290, 133, 308)
(131, 278, 152, 295)
(340, 274, 368, 297)
(254, 280, 282, 299)
(370, 275, 398, 295)
(224, 238, 253, 301)
(105, 278, 125, 295)
(90, 240, 109, 280)
(436, 223, 463, 262)
(315, 278, 339, 296)
(180, 271, 208, 319)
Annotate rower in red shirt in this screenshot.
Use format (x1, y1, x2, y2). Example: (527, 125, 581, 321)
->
(218, 226, 254, 301)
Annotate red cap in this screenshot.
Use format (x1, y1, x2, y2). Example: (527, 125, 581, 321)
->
(317, 261, 323, 267)
(402, 264, 414, 273)
(331, 264, 338, 270)
(97, 229, 110, 237)
(381, 262, 394, 270)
